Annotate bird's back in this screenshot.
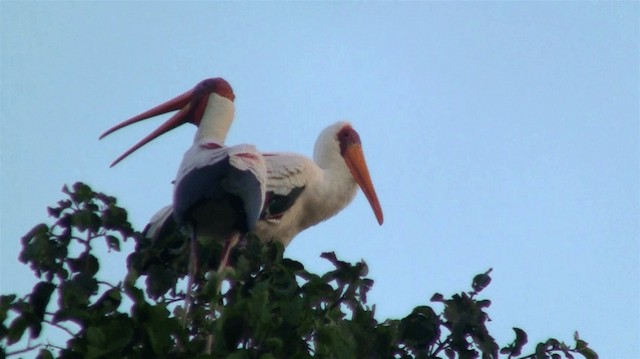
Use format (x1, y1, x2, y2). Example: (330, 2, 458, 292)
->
(174, 143, 267, 237)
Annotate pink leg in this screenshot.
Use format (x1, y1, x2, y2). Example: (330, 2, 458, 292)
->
(183, 232, 198, 327)
(217, 232, 241, 274)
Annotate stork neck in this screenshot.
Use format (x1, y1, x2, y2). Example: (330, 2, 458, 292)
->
(302, 163, 358, 230)
(313, 122, 349, 174)
(317, 151, 358, 194)
(307, 122, 359, 223)
(310, 144, 359, 222)
(193, 94, 235, 144)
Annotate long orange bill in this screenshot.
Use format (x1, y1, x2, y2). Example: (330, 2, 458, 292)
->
(343, 143, 384, 225)
(100, 89, 193, 167)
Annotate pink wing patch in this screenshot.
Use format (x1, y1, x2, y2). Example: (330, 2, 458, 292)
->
(200, 142, 223, 149)
(236, 152, 261, 161)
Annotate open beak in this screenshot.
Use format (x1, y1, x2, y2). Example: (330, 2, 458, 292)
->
(99, 89, 194, 167)
(343, 143, 384, 225)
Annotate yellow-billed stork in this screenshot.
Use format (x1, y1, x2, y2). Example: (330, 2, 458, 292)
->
(257, 121, 383, 245)
(100, 78, 267, 320)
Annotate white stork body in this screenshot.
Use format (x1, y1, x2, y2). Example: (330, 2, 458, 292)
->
(146, 121, 383, 247)
(256, 152, 336, 245)
(257, 121, 383, 245)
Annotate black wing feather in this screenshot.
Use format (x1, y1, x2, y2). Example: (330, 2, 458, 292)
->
(261, 186, 305, 220)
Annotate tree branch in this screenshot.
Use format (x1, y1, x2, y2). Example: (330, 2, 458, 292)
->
(44, 319, 77, 337)
(5, 343, 42, 356)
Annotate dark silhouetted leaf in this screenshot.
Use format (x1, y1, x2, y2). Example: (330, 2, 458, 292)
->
(398, 305, 440, 351)
(7, 316, 28, 345)
(36, 349, 54, 359)
(105, 235, 120, 252)
(471, 268, 492, 293)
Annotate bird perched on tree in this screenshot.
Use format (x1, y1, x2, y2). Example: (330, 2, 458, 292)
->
(100, 77, 267, 317)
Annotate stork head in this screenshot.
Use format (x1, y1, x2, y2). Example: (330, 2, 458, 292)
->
(100, 78, 235, 167)
(315, 122, 384, 225)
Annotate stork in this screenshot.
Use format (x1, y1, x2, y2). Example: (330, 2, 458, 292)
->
(100, 78, 267, 321)
(146, 121, 383, 248)
(257, 121, 383, 244)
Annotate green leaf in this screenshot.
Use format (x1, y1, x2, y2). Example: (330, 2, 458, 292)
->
(104, 316, 134, 352)
(91, 288, 122, 315)
(27, 281, 55, 337)
(546, 338, 560, 349)
(264, 337, 284, 352)
(514, 327, 527, 344)
(509, 327, 528, 356)
(59, 273, 98, 308)
(445, 347, 455, 359)
(102, 206, 129, 230)
(476, 299, 491, 308)
(0, 295, 16, 331)
(29, 282, 55, 318)
(70, 182, 94, 204)
(578, 346, 599, 359)
(86, 326, 107, 347)
(320, 252, 340, 267)
(144, 264, 177, 299)
(535, 342, 549, 359)
(21, 224, 49, 244)
(71, 210, 101, 233)
(7, 316, 28, 345)
(282, 258, 305, 272)
(139, 304, 174, 354)
(226, 351, 250, 359)
(471, 268, 493, 293)
(105, 235, 121, 252)
(36, 349, 54, 359)
(68, 253, 100, 276)
(398, 306, 440, 349)
(575, 339, 598, 359)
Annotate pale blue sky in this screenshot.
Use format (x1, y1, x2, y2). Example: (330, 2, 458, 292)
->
(1, 2, 638, 357)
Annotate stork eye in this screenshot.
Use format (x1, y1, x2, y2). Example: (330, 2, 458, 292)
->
(196, 79, 215, 92)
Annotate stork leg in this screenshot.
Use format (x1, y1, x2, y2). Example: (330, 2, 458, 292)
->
(183, 228, 198, 328)
(217, 232, 241, 274)
(205, 232, 242, 354)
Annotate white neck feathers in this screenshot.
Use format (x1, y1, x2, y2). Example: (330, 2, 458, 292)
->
(310, 121, 358, 220)
(194, 94, 235, 145)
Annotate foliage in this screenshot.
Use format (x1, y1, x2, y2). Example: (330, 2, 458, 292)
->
(1, 182, 598, 359)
